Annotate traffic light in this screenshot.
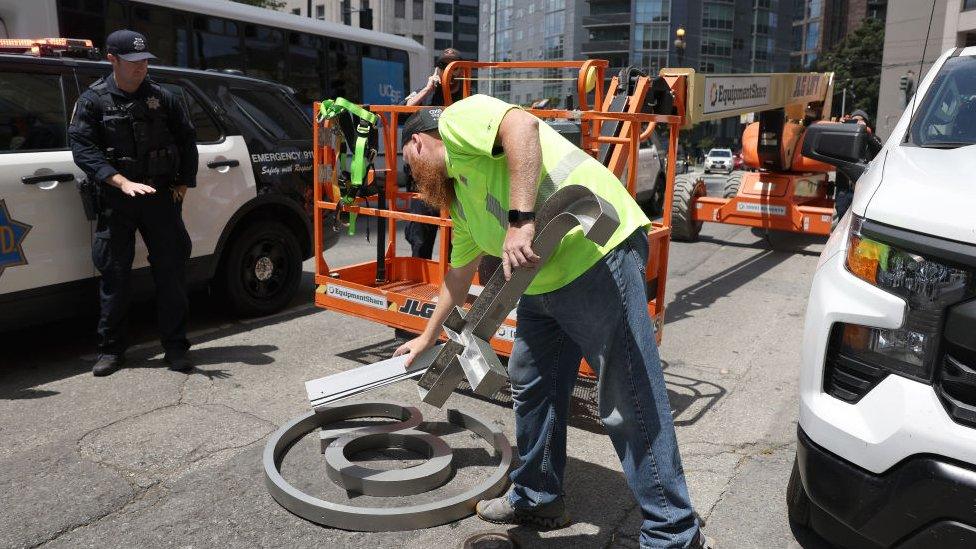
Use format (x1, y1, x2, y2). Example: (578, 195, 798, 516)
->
(899, 75, 909, 91)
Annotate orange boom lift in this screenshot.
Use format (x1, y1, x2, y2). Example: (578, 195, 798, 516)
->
(663, 70, 838, 242)
(311, 60, 689, 361)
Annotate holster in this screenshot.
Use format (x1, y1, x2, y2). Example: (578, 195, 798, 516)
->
(77, 177, 99, 221)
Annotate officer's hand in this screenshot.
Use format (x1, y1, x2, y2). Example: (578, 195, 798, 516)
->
(393, 334, 436, 367)
(502, 221, 540, 281)
(113, 175, 156, 197)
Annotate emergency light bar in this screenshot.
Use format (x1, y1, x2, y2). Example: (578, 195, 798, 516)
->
(0, 38, 98, 58)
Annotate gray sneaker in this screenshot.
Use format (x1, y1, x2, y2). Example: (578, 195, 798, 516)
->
(475, 495, 571, 529)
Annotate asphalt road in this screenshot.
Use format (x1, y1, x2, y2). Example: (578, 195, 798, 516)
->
(1, 170, 833, 548)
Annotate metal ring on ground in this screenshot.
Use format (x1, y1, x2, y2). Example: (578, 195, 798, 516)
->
(317, 403, 423, 453)
(264, 404, 512, 531)
(324, 430, 454, 496)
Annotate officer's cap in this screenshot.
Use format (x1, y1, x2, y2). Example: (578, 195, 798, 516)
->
(106, 29, 158, 62)
(401, 108, 443, 147)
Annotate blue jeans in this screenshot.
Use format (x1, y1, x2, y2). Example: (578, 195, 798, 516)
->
(507, 229, 699, 548)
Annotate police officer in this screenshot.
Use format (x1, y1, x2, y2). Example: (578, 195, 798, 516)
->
(68, 30, 198, 377)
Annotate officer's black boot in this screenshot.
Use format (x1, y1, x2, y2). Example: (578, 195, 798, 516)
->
(92, 355, 124, 377)
(164, 350, 192, 372)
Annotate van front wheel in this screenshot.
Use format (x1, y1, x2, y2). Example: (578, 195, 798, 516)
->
(221, 220, 302, 317)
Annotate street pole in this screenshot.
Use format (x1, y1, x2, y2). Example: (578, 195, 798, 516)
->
(841, 86, 847, 116)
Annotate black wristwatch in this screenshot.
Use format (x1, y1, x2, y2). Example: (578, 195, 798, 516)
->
(508, 209, 536, 224)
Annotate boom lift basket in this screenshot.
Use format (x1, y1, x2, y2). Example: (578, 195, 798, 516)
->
(312, 60, 690, 361)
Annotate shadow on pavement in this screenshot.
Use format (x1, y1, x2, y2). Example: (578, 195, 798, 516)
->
(500, 455, 640, 548)
(333, 341, 726, 435)
(0, 280, 320, 400)
(666, 249, 793, 324)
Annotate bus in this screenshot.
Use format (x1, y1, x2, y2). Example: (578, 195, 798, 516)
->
(0, 0, 426, 110)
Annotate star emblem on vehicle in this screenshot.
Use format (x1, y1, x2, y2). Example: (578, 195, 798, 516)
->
(146, 96, 161, 110)
(0, 199, 32, 279)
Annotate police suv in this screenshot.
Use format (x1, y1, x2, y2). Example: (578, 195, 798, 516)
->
(0, 39, 335, 329)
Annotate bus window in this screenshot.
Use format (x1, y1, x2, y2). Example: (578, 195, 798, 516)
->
(244, 24, 285, 83)
(57, 0, 128, 54)
(327, 39, 362, 103)
(131, 5, 189, 67)
(287, 32, 325, 117)
(192, 16, 242, 72)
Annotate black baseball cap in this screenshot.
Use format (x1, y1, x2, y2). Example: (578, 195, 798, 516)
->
(106, 29, 157, 62)
(401, 107, 443, 147)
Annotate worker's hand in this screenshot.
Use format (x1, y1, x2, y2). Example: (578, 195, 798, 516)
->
(425, 74, 441, 90)
(112, 175, 155, 197)
(172, 185, 188, 202)
(502, 221, 540, 281)
(393, 334, 436, 367)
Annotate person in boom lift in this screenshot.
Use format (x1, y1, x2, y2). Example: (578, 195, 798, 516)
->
(400, 48, 464, 260)
(68, 30, 197, 377)
(833, 108, 883, 225)
(392, 96, 712, 549)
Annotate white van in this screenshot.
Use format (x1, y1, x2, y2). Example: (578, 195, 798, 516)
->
(788, 47, 976, 547)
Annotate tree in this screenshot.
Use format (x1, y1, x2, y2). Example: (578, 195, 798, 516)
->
(815, 18, 885, 121)
(230, 0, 286, 10)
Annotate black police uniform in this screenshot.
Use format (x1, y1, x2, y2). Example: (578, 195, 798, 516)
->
(68, 75, 198, 359)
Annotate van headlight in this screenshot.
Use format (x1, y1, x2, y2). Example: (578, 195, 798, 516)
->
(838, 215, 973, 380)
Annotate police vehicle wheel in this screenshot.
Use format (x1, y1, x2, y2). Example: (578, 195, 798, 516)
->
(222, 220, 302, 317)
(671, 174, 704, 242)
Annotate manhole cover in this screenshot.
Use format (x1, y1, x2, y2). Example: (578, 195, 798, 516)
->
(461, 532, 517, 549)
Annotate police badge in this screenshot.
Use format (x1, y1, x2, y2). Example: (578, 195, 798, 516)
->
(146, 96, 161, 110)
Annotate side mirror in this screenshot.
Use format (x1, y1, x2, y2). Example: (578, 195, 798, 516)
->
(801, 122, 870, 181)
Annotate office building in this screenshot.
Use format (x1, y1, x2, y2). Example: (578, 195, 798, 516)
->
(791, 0, 887, 70)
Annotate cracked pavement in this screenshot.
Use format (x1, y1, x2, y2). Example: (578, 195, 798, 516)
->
(2, 191, 826, 548)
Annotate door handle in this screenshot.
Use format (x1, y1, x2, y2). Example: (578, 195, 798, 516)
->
(207, 159, 240, 169)
(22, 172, 75, 185)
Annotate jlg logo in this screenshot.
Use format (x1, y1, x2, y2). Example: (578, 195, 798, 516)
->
(399, 299, 436, 319)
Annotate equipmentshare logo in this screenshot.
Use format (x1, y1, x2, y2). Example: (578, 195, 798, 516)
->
(326, 284, 388, 309)
(704, 76, 771, 114)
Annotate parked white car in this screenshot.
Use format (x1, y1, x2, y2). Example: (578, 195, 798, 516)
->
(703, 148, 733, 174)
(788, 46, 976, 548)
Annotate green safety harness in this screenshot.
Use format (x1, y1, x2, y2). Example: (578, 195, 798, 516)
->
(317, 97, 379, 236)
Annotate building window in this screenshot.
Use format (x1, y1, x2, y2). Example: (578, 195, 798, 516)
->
(435, 20, 452, 32)
(434, 3, 453, 15)
(315, 4, 325, 20)
(395, 0, 405, 18)
(413, 34, 424, 45)
(435, 38, 452, 50)
(290, 8, 300, 15)
(965, 0, 976, 10)
(413, 0, 424, 19)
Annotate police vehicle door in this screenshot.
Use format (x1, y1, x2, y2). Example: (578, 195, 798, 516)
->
(156, 79, 253, 270)
(0, 61, 92, 297)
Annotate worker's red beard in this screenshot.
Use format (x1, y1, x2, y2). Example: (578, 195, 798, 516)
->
(411, 158, 454, 210)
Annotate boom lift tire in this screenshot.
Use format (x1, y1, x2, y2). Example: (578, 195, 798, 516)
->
(671, 174, 705, 242)
(723, 174, 742, 199)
